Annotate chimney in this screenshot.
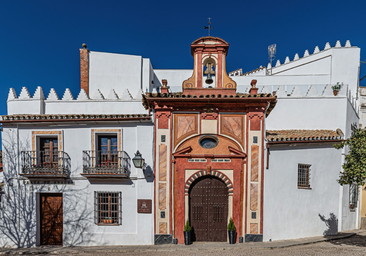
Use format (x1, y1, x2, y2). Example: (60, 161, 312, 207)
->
(80, 43, 89, 95)
(249, 79, 258, 95)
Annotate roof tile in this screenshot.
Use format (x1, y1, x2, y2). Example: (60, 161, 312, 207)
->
(266, 129, 344, 142)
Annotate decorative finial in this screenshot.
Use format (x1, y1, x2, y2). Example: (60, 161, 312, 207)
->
(162, 79, 168, 88)
(204, 18, 214, 36)
(82, 43, 87, 49)
(161, 79, 169, 94)
(251, 79, 257, 88)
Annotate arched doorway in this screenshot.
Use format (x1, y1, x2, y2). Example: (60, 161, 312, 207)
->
(189, 176, 228, 242)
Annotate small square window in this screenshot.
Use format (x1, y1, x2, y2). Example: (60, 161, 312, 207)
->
(298, 164, 311, 188)
(251, 212, 256, 219)
(94, 191, 122, 225)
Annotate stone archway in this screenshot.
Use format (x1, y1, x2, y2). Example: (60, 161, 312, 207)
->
(189, 176, 228, 242)
(185, 170, 233, 195)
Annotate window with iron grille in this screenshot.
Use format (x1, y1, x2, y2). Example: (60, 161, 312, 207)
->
(94, 192, 122, 225)
(349, 183, 358, 209)
(298, 164, 311, 188)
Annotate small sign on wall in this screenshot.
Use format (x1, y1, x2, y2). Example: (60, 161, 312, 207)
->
(137, 199, 152, 213)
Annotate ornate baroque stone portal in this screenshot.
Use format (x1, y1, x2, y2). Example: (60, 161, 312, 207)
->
(142, 36, 277, 244)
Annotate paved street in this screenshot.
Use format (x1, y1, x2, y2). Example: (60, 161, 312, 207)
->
(1, 230, 366, 255)
(83, 232, 366, 256)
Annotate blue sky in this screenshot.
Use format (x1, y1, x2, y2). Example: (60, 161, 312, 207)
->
(0, 0, 365, 116)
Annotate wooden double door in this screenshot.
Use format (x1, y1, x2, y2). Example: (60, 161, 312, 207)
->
(189, 177, 228, 242)
(40, 193, 63, 245)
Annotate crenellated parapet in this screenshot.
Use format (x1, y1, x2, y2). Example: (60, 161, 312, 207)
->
(259, 83, 358, 116)
(269, 40, 353, 71)
(7, 86, 147, 115)
(230, 40, 356, 77)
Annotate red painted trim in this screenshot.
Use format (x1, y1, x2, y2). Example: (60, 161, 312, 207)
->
(153, 116, 157, 235)
(170, 112, 173, 235)
(244, 114, 249, 235)
(260, 119, 264, 235)
(217, 52, 222, 88)
(184, 170, 234, 194)
(239, 158, 244, 237)
(172, 146, 192, 155)
(197, 52, 202, 88)
(217, 112, 220, 133)
(228, 146, 247, 157)
(174, 156, 243, 244)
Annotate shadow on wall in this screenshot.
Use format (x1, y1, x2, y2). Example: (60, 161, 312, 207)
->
(319, 213, 338, 236)
(0, 130, 102, 248)
(143, 165, 154, 183)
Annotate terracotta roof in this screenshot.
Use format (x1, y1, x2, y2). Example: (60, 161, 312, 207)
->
(1, 114, 151, 123)
(144, 92, 273, 99)
(266, 129, 344, 142)
(191, 36, 229, 45)
(142, 92, 277, 116)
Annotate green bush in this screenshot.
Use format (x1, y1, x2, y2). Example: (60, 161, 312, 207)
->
(184, 220, 192, 232)
(227, 217, 236, 231)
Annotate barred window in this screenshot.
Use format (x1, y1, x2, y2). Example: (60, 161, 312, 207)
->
(298, 164, 311, 188)
(94, 192, 122, 225)
(349, 183, 358, 209)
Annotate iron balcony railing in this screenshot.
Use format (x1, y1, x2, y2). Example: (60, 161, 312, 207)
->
(82, 150, 131, 177)
(21, 151, 68, 177)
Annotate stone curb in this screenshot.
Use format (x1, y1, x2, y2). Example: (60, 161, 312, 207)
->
(0, 231, 362, 255)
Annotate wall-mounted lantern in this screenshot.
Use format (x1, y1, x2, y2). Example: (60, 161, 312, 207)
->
(132, 150, 145, 169)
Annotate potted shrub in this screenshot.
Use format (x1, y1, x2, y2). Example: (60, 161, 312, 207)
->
(227, 217, 236, 244)
(184, 220, 192, 245)
(332, 82, 342, 96)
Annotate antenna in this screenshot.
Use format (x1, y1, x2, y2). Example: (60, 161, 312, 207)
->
(268, 44, 276, 75)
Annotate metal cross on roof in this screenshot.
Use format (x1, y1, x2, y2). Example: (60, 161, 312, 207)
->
(204, 17, 214, 36)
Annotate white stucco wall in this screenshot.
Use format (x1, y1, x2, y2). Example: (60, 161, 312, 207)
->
(264, 144, 342, 241)
(234, 45, 360, 99)
(266, 96, 351, 131)
(0, 121, 155, 247)
(89, 51, 143, 98)
(154, 69, 193, 92)
(7, 91, 148, 116)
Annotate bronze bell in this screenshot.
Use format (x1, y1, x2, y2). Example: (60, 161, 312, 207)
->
(204, 62, 215, 84)
(206, 73, 214, 84)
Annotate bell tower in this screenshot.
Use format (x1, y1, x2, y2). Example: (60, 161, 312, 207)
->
(182, 37, 237, 93)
